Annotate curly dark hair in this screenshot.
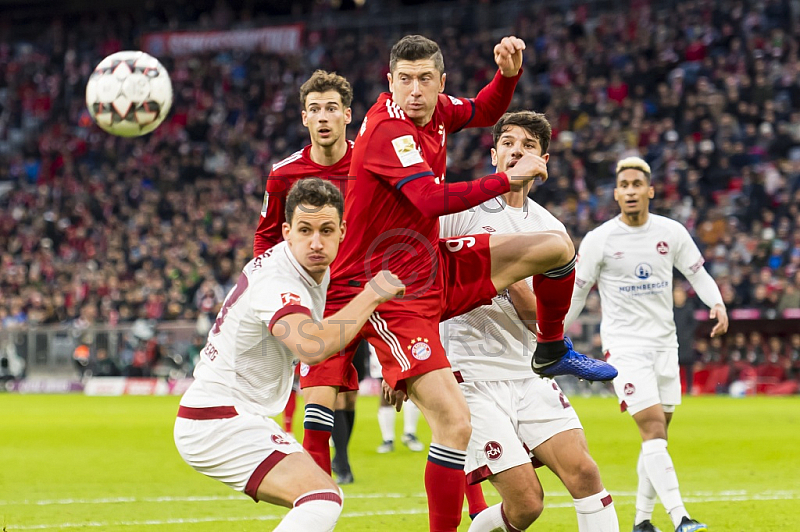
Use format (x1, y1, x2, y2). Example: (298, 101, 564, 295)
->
(285, 178, 344, 225)
(491, 111, 552, 155)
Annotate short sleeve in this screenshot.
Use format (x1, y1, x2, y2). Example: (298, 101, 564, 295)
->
(250, 274, 313, 332)
(674, 225, 706, 277)
(574, 231, 604, 290)
(363, 120, 435, 190)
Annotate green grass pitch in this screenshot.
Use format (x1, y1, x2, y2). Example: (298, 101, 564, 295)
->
(1, 393, 798, 531)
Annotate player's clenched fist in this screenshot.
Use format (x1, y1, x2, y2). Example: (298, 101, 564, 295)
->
(506, 153, 548, 189)
(367, 270, 406, 302)
(494, 36, 526, 77)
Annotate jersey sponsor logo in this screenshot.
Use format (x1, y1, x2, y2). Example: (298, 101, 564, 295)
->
(484, 441, 503, 460)
(409, 340, 432, 361)
(271, 434, 291, 445)
(482, 225, 496, 233)
(261, 191, 269, 217)
(447, 95, 464, 106)
(359, 116, 368, 136)
(391, 135, 424, 167)
(690, 257, 705, 273)
(300, 362, 310, 377)
(634, 263, 652, 280)
(624, 382, 636, 396)
(281, 292, 302, 306)
(656, 241, 669, 255)
(612, 251, 625, 259)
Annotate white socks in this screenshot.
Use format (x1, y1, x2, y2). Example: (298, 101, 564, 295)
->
(468, 503, 522, 532)
(403, 401, 421, 435)
(640, 438, 689, 528)
(635, 450, 658, 524)
(274, 489, 343, 532)
(574, 489, 619, 532)
(377, 405, 396, 442)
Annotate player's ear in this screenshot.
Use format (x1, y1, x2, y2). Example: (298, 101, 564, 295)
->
(344, 107, 352, 125)
(301, 110, 309, 127)
(648, 185, 655, 199)
(613, 187, 619, 202)
(339, 220, 347, 242)
(282, 222, 291, 242)
(490, 148, 498, 167)
(542, 153, 550, 163)
(386, 72, 393, 91)
(440, 72, 446, 93)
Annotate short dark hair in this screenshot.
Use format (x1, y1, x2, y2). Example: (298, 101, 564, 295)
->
(299, 70, 353, 109)
(389, 35, 445, 75)
(285, 178, 344, 225)
(491, 111, 552, 155)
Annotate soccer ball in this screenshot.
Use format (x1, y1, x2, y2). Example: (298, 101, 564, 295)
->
(85, 51, 173, 137)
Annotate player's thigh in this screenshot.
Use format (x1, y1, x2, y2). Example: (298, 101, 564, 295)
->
(256, 451, 339, 507)
(174, 412, 305, 502)
(405, 367, 471, 444)
(336, 390, 358, 410)
(533, 429, 603, 497)
(608, 349, 661, 415)
(488, 231, 574, 292)
(461, 381, 532, 484)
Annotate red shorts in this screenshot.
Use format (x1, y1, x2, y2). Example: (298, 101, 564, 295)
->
(299, 328, 361, 393)
(309, 234, 497, 390)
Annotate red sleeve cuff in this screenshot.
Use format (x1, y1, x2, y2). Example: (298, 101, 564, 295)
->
(268, 304, 312, 333)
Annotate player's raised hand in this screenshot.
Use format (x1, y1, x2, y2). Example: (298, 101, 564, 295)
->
(709, 303, 729, 337)
(505, 153, 548, 189)
(367, 270, 406, 303)
(494, 36, 526, 77)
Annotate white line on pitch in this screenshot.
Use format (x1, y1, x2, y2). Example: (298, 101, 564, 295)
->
(1, 489, 797, 507)
(4, 491, 799, 530)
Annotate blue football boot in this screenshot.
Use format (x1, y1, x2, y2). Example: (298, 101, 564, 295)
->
(532, 337, 618, 382)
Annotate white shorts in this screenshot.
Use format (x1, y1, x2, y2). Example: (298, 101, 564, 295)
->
(460, 377, 582, 484)
(607, 347, 680, 415)
(174, 405, 305, 501)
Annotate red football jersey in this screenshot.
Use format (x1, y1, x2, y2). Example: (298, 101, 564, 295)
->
(331, 70, 519, 289)
(253, 141, 354, 257)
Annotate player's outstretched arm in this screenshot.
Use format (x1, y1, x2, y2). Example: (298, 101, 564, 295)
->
(454, 36, 525, 131)
(271, 271, 405, 365)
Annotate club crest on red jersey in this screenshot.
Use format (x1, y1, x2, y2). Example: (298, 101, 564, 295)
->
(281, 292, 302, 306)
(484, 441, 503, 460)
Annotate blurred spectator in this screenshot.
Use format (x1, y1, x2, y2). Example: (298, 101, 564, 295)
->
(674, 284, 698, 393)
(92, 347, 120, 377)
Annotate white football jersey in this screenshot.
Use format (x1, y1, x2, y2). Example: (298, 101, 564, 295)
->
(439, 196, 566, 381)
(181, 242, 328, 417)
(573, 214, 705, 352)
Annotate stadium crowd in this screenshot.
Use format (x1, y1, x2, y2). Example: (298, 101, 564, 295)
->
(0, 0, 799, 388)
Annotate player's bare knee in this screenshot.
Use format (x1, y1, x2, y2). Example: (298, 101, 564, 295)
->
(554, 230, 575, 265)
(564, 457, 603, 498)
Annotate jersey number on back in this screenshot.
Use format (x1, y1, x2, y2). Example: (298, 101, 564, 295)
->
(210, 273, 250, 336)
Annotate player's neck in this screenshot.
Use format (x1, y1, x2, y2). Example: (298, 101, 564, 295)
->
(503, 189, 525, 208)
(309, 140, 347, 167)
(620, 210, 650, 227)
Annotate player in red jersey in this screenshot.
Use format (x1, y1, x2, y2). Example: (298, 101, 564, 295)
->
(252, 70, 360, 485)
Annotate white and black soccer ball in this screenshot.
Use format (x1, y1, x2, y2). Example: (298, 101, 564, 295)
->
(85, 51, 173, 137)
